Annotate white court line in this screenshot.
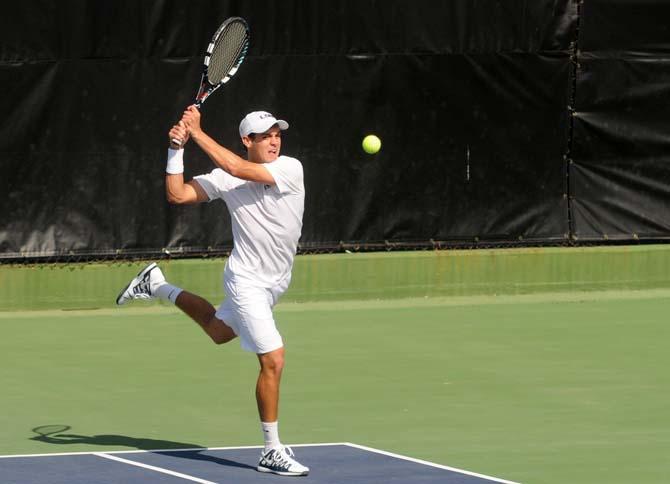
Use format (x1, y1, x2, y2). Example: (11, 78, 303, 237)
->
(0, 447, 209, 459)
(344, 443, 521, 484)
(93, 452, 217, 484)
(0, 442, 345, 459)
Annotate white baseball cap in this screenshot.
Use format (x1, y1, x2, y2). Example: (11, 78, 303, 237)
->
(239, 111, 289, 138)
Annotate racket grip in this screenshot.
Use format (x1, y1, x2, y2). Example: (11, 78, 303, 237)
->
(171, 102, 200, 148)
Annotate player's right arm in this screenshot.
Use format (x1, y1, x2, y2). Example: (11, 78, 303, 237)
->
(165, 122, 209, 205)
(165, 172, 209, 205)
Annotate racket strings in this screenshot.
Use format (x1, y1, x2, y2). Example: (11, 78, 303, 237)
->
(208, 22, 248, 84)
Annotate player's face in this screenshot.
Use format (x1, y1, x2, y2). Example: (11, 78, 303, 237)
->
(246, 126, 282, 163)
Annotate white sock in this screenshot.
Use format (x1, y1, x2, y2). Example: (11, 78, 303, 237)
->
(154, 283, 183, 304)
(261, 421, 281, 451)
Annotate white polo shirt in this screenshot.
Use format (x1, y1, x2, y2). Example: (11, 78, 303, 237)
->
(194, 155, 304, 288)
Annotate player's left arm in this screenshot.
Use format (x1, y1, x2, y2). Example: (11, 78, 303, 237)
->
(181, 106, 275, 185)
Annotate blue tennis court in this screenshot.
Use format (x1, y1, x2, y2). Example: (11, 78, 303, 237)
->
(0, 443, 518, 484)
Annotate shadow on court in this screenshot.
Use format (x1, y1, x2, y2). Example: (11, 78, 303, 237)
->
(29, 425, 255, 471)
(13, 433, 517, 483)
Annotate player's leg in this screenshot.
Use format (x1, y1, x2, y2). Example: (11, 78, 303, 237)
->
(256, 347, 285, 424)
(255, 346, 309, 476)
(175, 291, 236, 344)
(115, 262, 236, 344)
(223, 280, 308, 476)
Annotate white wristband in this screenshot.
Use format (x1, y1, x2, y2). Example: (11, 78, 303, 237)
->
(166, 148, 184, 174)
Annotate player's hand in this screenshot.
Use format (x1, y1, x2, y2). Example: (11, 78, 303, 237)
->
(182, 105, 203, 139)
(169, 121, 189, 149)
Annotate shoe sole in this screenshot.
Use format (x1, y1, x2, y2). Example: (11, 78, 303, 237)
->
(115, 262, 157, 306)
(257, 466, 309, 476)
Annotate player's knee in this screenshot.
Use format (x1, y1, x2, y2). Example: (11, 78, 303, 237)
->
(206, 316, 235, 345)
(261, 348, 285, 375)
(211, 331, 235, 345)
(273, 353, 285, 373)
(211, 332, 227, 345)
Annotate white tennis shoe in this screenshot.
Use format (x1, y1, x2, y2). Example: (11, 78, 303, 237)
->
(115, 262, 165, 305)
(257, 446, 309, 476)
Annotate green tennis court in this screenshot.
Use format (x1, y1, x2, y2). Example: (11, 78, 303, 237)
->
(1, 248, 669, 483)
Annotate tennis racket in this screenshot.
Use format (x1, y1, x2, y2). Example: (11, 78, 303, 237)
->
(172, 16, 250, 146)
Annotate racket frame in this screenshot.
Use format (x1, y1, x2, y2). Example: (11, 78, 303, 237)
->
(171, 17, 249, 147)
(194, 16, 249, 108)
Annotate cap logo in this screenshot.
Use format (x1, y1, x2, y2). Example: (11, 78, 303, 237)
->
(258, 112, 274, 119)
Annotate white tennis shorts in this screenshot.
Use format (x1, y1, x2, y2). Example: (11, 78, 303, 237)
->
(215, 275, 289, 354)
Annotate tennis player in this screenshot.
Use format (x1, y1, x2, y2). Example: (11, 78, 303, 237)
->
(116, 106, 308, 477)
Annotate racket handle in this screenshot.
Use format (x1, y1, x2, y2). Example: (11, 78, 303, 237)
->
(171, 102, 201, 148)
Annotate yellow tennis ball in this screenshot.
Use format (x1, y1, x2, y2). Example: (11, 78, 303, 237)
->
(362, 134, 381, 154)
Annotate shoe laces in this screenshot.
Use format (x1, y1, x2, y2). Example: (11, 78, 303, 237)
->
(268, 446, 296, 467)
(132, 270, 153, 296)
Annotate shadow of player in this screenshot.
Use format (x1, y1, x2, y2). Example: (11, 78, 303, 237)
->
(30, 425, 256, 471)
